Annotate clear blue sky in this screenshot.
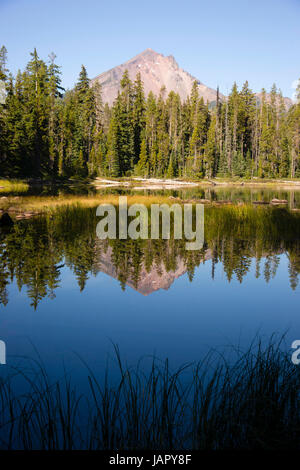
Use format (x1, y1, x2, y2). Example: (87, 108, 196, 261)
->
(1, 0, 299, 98)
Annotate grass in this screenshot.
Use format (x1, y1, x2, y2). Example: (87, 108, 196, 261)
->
(0, 335, 300, 450)
(0, 194, 176, 214)
(0, 179, 29, 193)
(1, 192, 299, 216)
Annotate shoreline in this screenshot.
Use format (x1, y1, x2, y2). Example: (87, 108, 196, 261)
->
(2, 177, 300, 194)
(92, 177, 300, 190)
(1, 178, 300, 220)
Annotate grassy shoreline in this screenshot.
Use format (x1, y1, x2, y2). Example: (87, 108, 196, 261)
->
(0, 194, 175, 217)
(0, 179, 29, 193)
(0, 194, 299, 219)
(1, 176, 300, 217)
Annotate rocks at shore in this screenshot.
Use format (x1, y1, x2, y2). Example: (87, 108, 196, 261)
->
(252, 199, 290, 206)
(271, 198, 288, 204)
(0, 212, 14, 226)
(251, 198, 288, 206)
(0, 204, 41, 221)
(168, 196, 292, 207)
(168, 197, 235, 205)
(0, 203, 41, 218)
(15, 211, 40, 219)
(213, 200, 232, 205)
(169, 196, 212, 204)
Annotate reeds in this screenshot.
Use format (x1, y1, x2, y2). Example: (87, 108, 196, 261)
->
(0, 336, 300, 450)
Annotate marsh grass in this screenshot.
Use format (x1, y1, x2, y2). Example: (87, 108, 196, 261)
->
(2, 189, 300, 220)
(0, 194, 174, 214)
(0, 179, 29, 193)
(0, 336, 300, 450)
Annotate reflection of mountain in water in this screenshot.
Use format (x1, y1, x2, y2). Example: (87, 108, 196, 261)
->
(95, 245, 212, 295)
(0, 204, 300, 307)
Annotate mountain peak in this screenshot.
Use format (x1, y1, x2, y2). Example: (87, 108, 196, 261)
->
(129, 48, 162, 62)
(140, 48, 158, 54)
(91, 50, 218, 105)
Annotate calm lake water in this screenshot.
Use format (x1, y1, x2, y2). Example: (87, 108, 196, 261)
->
(0, 186, 300, 387)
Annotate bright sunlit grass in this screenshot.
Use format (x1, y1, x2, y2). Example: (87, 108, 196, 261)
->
(0, 194, 175, 213)
(0, 179, 29, 193)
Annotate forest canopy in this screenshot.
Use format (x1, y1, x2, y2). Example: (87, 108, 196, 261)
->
(0, 46, 299, 180)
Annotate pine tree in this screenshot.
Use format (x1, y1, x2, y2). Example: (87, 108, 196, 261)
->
(75, 65, 89, 101)
(4, 73, 27, 175)
(258, 89, 272, 177)
(109, 70, 135, 175)
(106, 98, 121, 177)
(135, 138, 148, 176)
(48, 52, 64, 174)
(23, 48, 50, 175)
(133, 72, 146, 165)
(166, 153, 174, 178)
(0, 46, 8, 174)
(145, 91, 157, 161)
(290, 79, 300, 177)
(204, 115, 217, 178)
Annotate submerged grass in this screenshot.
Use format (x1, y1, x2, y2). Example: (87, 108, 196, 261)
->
(0, 336, 300, 450)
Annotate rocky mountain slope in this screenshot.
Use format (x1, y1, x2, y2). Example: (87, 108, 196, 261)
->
(91, 48, 293, 109)
(91, 48, 220, 106)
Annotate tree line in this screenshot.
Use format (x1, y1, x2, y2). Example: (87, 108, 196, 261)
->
(0, 46, 300, 180)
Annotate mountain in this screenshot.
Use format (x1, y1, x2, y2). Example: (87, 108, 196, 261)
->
(90, 48, 220, 105)
(91, 49, 293, 109)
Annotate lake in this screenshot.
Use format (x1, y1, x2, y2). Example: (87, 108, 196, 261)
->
(0, 187, 300, 450)
(0, 186, 300, 448)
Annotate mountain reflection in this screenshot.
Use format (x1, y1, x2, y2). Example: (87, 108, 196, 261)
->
(0, 205, 300, 308)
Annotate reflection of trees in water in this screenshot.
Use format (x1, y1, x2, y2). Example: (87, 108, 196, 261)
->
(0, 206, 299, 308)
(171, 187, 300, 209)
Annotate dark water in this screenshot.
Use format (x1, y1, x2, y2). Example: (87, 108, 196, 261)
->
(0, 191, 300, 387)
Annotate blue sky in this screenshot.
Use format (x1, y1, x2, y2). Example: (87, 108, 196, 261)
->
(0, 0, 299, 98)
